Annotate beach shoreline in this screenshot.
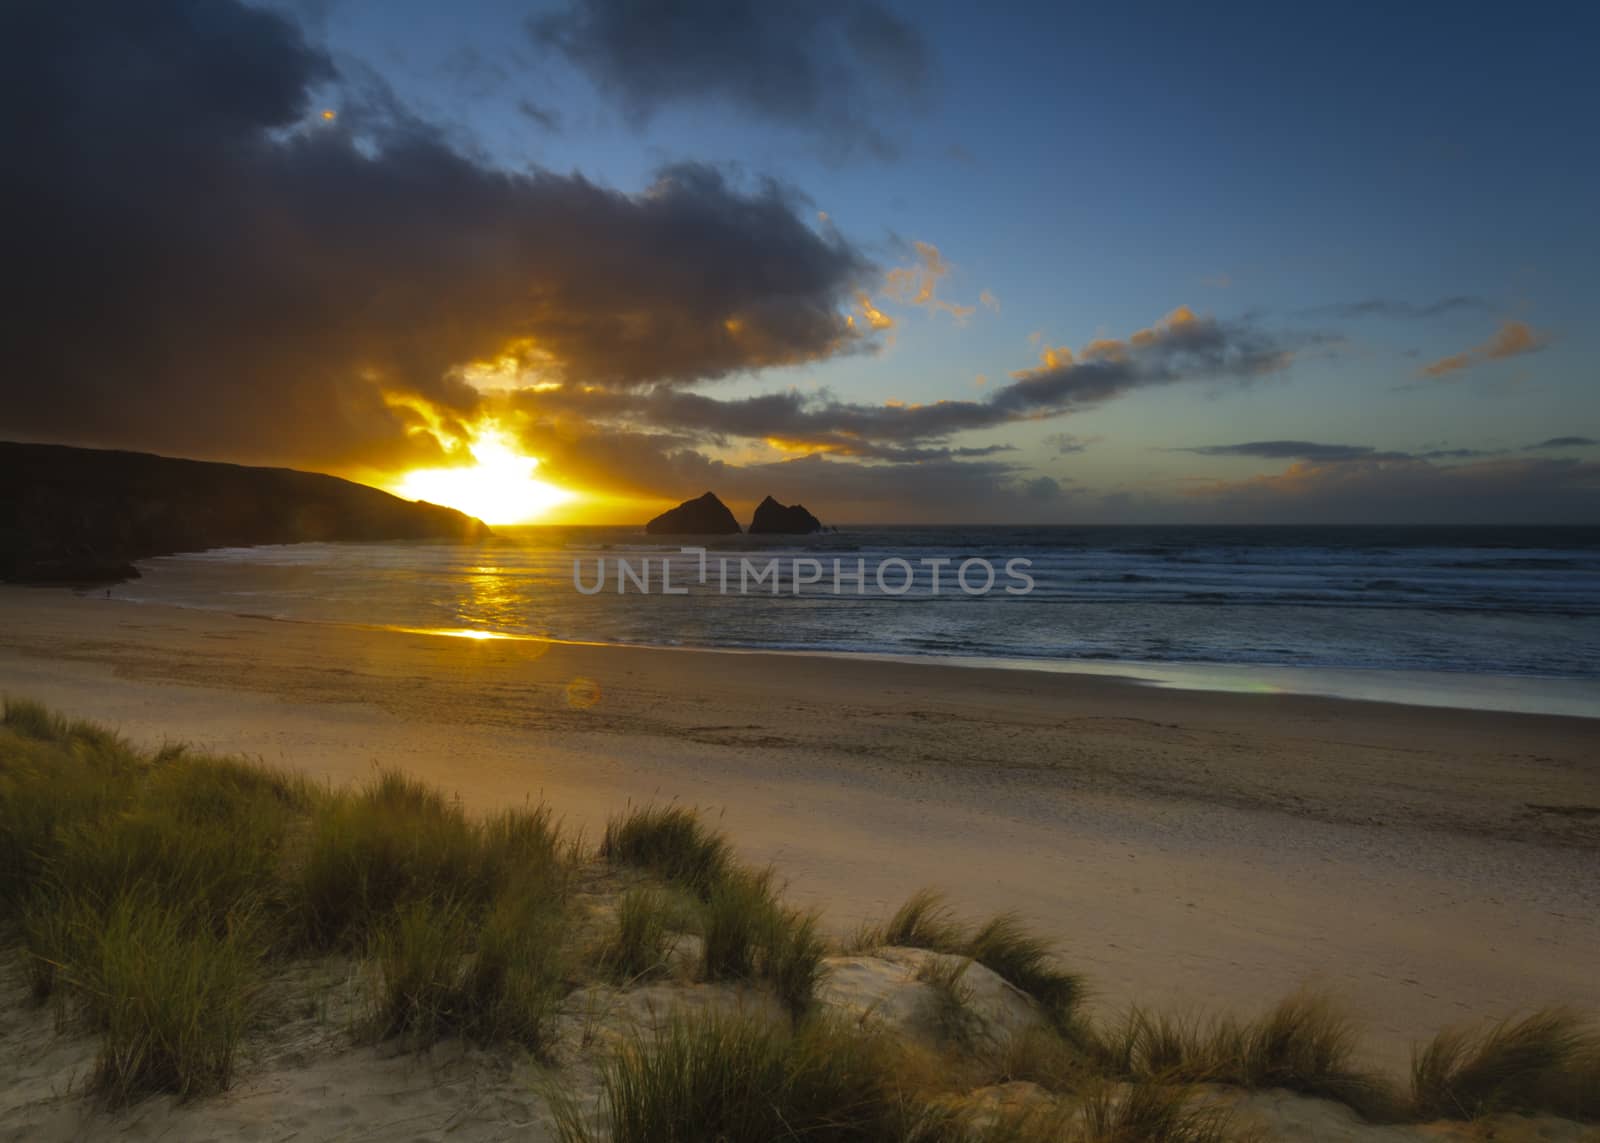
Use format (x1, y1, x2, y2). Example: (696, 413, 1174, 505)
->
(1, 586, 1596, 1072)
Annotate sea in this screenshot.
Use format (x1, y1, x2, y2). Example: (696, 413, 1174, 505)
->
(112, 525, 1600, 717)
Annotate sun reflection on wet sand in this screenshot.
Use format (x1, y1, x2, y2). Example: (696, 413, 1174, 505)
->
(385, 625, 551, 657)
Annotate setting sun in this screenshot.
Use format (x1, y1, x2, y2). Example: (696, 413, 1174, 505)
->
(392, 427, 574, 524)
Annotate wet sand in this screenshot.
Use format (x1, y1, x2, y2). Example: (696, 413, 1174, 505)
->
(1, 587, 1596, 1069)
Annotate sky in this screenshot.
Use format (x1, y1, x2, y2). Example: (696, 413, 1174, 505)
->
(3, 0, 1598, 524)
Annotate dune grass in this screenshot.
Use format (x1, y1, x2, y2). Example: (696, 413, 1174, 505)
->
(596, 806, 826, 1017)
(0, 700, 145, 914)
(555, 1009, 1242, 1143)
(989, 1026, 1088, 1092)
(857, 890, 1086, 1038)
(700, 867, 827, 1019)
(1410, 1008, 1600, 1120)
(868, 888, 970, 953)
(1, 699, 573, 1100)
(6, 698, 1600, 1130)
(598, 888, 678, 983)
(1074, 1080, 1237, 1143)
(364, 883, 567, 1052)
(291, 772, 564, 949)
(552, 1012, 931, 1143)
(914, 955, 985, 1051)
(77, 894, 261, 1105)
(0, 703, 302, 1101)
(599, 803, 733, 898)
(968, 913, 1085, 1036)
(1090, 993, 1401, 1121)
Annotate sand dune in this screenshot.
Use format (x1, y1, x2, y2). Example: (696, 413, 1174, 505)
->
(0, 586, 1596, 1081)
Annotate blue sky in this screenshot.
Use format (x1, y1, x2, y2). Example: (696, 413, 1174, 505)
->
(284, 0, 1598, 522)
(9, 1, 1596, 522)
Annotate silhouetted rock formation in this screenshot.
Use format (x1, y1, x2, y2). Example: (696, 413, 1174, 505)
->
(0, 441, 492, 584)
(645, 492, 741, 535)
(748, 495, 822, 534)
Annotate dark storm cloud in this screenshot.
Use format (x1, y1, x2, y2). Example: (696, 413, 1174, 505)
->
(1, 0, 875, 469)
(1527, 436, 1597, 449)
(1295, 296, 1493, 320)
(509, 308, 1300, 463)
(531, 0, 929, 158)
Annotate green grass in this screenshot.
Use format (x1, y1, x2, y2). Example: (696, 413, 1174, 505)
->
(290, 773, 564, 949)
(2, 696, 72, 743)
(1, 699, 574, 1099)
(869, 889, 970, 953)
(553, 1012, 927, 1143)
(365, 885, 566, 1052)
(858, 892, 1086, 1037)
(7, 697, 1600, 1128)
(0, 708, 143, 915)
(72, 892, 260, 1105)
(552, 1011, 1245, 1143)
(599, 888, 677, 983)
(968, 913, 1085, 1036)
(989, 1025, 1091, 1093)
(1410, 1008, 1600, 1120)
(914, 955, 983, 1050)
(1091, 993, 1400, 1121)
(1075, 1081, 1237, 1143)
(599, 804, 733, 898)
(699, 868, 827, 1018)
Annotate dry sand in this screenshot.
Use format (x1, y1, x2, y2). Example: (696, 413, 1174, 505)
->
(0, 585, 1597, 1137)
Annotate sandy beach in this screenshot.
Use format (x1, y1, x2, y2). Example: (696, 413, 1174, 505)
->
(2, 586, 1595, 1079)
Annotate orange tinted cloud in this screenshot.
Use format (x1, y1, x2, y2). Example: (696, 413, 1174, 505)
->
(855, 293, 894, 331)
(882, 241, 977, 323)
(1016, 306, 1207, 378)
(1419, 319, 1548, 379)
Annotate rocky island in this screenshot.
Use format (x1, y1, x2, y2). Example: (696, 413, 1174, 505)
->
(644, 491, 742, 535)
(748, 494, 823, 534)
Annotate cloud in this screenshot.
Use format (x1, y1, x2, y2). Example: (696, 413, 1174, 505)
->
(1175, 441, 1399, 462)
(979, 289, 1001, 313)
(1414, 447, 1497, 460)
(531, 0, 928, 159)
(440, 301, 1304, 517)
(1181, 456, 1600, 525)
(1043, 433, 1097, 454)
(501, 417, 1059, 521)
(1419, 319, 1549, 379)
(1019, 475, 1066, 501)
(994, 306, 1296, 416)
(515, 99, 562, 131)
(1174, 440, 1499, 463)
(2, 0, 880, 470)
(504, 307, 1298, 464)
(882, 241, 976, 323)
(1298, 296, 1493, 320)
(1527, 436, 1598, 449)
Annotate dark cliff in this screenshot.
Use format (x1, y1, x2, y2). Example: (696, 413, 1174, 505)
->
(0, 441, 493, 583)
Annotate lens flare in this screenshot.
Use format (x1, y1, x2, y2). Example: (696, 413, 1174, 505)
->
(565, 677, 602, 709)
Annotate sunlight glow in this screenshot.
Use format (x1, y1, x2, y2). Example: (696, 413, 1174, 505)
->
(393, 426, 575, 524)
